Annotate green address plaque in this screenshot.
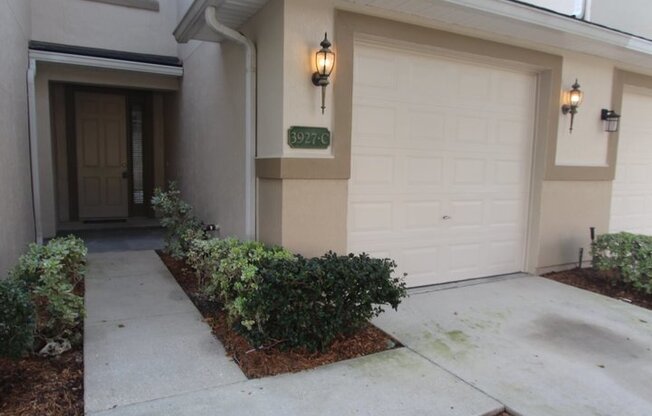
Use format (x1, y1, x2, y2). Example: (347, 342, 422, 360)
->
(288, 126, 331, 149)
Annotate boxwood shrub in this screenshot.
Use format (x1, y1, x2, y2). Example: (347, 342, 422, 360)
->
(187, 238, 407, 351)
(592, 232, 652, 294)
(0, 279, 36, 359)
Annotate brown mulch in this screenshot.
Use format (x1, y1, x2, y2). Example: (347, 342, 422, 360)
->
(0, 350, 83, 416)
(157, 251, 401, 379)
(543, 267, 652, 311)
(0, 278, 85, 416)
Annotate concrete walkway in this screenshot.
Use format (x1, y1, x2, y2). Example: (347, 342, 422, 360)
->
(374, 275, 652, 416)
(84, 251, 246, 413)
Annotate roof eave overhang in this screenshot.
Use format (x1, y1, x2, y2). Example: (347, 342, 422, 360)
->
(339, 0, 652, 70)
(174, 0, 227, 43)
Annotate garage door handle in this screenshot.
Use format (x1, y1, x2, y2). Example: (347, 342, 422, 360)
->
(442, 215, 452, 220)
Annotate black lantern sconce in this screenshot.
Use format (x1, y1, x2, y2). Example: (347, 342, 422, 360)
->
(312, 33, 335, 114)
(561, 79, 584, 133)
(601, 109, 621, 133)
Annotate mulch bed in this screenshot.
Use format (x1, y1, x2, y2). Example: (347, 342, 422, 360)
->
(0, 281, 85, 416)
(158, 251, 401, 379)
(543, 267, 652, 311)
(0, 350, 83, 416)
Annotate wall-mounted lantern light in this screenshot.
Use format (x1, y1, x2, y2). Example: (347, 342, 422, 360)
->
(561, 79, 584, 133)
(601, 109, 621, 133)
(311, 33, 335, 114)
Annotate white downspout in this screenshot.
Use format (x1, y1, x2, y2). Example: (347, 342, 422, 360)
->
(27, 58, 43, 244)
(204, 6, 257, 240)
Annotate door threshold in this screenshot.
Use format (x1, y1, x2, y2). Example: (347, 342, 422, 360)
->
(82, 218, 128, 224)
(58, 217, 160, 232)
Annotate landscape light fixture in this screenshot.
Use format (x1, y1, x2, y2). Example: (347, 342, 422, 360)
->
(561, 79, 584, 133)
(312, 32, 335, 114)
(601, 109, 621, 133)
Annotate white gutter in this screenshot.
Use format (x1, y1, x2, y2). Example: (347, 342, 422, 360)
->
(27, 58, 43, 244)
(204, 6, 257, 240)
(28, 50, 183, 77)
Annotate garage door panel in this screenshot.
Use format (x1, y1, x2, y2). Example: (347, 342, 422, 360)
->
(494, 160, 526, 185)
(405, 201, 442, 229)
(456, 116, 491, 144)
(449, 243, 483, 277)
(353, 103, 397, 142)
(611, 89, 652, 235)
(452, 158, 487, 185)
(447, 200, 484, 227)
(354, 52, 399, 90)
(497, 118, 533, 145)
(349, 42, 535, 287)
(408, 110, 446, 143)
(351, 154, 395, 186)
(349, 201, 393, 233)
(405, 156, 444, 185)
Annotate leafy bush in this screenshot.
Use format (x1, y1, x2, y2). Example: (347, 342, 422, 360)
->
(11, 236, 87, 347)
(249, 253, 407, 351)
(187, 238, 294, 320)
(592, 232, 652, 294)
(187, 238, 407, 351)
(0, 280, 36, 359)
(152, 182, 207, 258)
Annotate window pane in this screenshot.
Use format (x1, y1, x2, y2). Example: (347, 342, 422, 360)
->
(131, 104, 144, 205)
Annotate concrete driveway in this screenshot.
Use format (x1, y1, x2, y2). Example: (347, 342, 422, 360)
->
(374, 275, 652, 416)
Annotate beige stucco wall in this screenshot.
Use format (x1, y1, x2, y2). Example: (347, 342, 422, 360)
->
(281, 179, 347, 256)
(241, 0, 285, 159)
(0, 0, 34, 276)
(555, 53, 614, 167)
(256, 179, 347, 257)
(168, 28, 247, 238)
(536, 181, 612, 273)
(31, 0, 178, 56)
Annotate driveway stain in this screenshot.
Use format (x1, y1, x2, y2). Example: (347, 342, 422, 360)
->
(527, 314, 648, 360)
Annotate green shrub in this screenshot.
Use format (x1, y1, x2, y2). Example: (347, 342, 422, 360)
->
(186, 238, 294, 318)
(0, 279, 36, 359)
(11, 236, 87, 346)
(248, 252, 407, 351)
(12, 236, 87, 288)
(152, 181, 207, 258)
(187, 237, 408, 351)
(592, 232, 652, 294)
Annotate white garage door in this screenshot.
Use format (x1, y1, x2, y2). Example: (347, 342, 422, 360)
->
(610, 88, 652, 235)
(348, 42, 537, 287)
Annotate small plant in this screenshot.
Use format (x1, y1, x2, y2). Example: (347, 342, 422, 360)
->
(151, 181, 207, 259)
(10, 236, 87, 349)
(0, 279, 36, 359)
(186, 238, 294, 315)
(592, 232, 652, 294)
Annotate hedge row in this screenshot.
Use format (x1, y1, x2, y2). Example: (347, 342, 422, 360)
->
(153, 184, 407, 351)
